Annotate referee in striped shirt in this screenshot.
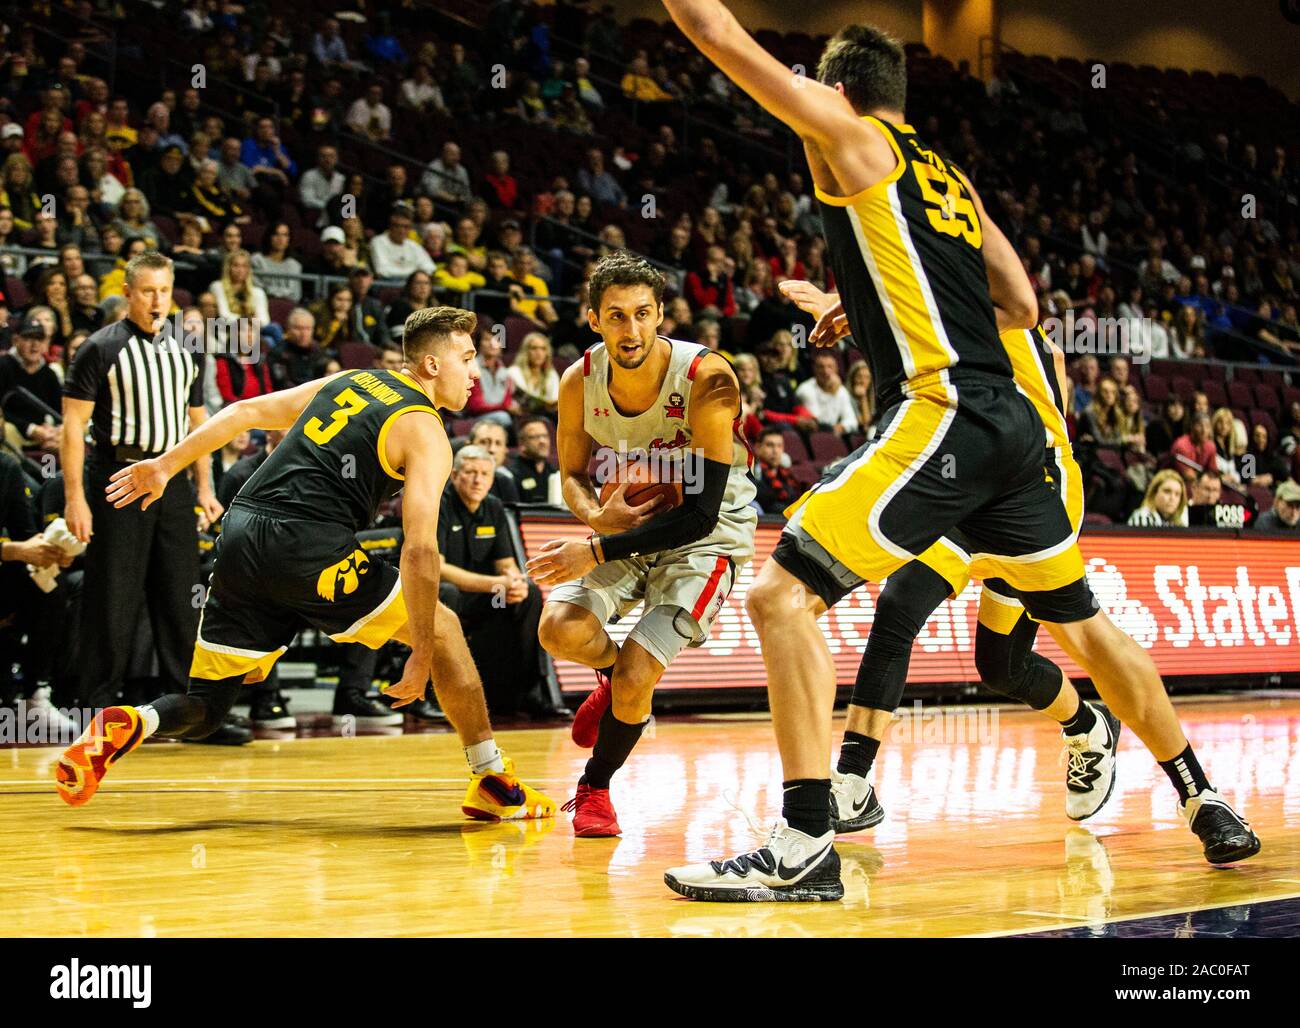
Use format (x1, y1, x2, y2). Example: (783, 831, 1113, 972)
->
(61, 251, 224, 710)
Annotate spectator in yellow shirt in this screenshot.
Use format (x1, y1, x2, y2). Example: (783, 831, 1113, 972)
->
(434, 252, 487, 297)
(621, 56, 674, 102)
(509, 248, 557, 327)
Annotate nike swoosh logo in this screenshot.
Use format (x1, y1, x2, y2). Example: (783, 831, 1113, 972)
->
(775, 851, 821, 881)
(849, 790, 871, 816)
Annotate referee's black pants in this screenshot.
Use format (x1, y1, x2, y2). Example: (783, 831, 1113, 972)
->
(77, 461, 200, 709)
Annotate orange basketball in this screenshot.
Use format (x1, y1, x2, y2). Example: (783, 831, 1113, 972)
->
(598, 460, 684, 513)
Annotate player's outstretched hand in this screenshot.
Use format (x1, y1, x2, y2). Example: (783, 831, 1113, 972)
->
(526, 538, 598, 586)
(809, 298, 850, 347)
(106, 457, 172, 510)
(778, 279, 832, 316)
(384, 652, 432, 708)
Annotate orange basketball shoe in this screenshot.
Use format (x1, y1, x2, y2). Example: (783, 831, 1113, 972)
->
(55, 705, 145, 807)
(571, 669, 612, 748)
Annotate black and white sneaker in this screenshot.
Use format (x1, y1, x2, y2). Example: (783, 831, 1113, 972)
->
(250, 690, 296, 730)
(830, 768, 885, 833)
(664, 820, 843, 902)
(332, 689, 404, 727)
(1063, 702, 1121, 821)
(1180, 789, 1261, 865)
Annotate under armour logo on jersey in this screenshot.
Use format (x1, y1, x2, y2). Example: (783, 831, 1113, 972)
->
(592, 406, 611, 417)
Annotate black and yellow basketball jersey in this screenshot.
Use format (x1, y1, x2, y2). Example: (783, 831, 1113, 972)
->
(817, 116, 1011, 409)
(236, 369, 441, 531)
(1001, 324, 1070, 449)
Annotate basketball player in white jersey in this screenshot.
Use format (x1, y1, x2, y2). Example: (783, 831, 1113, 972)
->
(527, 251, 757, 837)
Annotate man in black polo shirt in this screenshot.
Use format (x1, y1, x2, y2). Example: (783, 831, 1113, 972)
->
(506, 416, 557, 504)
(438, 444, 556, 717)
(61, 252, 230, 727)
(0, 318, 63, 451)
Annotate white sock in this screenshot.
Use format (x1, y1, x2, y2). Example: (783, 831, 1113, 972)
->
(137, 704, 160, 740)
(465, 739, 505, 774)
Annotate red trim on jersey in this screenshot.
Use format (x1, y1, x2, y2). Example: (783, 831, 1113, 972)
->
(583, 349, 592, 376)
(686, 352, 707, 380)
(733, 416, 756, 470)
(691, 556, 730, 622)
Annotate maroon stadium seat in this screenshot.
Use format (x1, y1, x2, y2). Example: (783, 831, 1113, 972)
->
(172, 287, 192, 308)
(1170, 375, 1195, 399)
(1234, 367, 1259, 385)
(1248, 485, 1274, 511)
(808, 431, 847, 464)
(1228, 381, 1253, 408)
(1254, 383, 1281, 414)
(1283, 386, 1300, 408)
(267, 297, 294, 327)
(1096, 448, 1126, 474)
(338, 341, 377, 369)
(1248, 409, 1277, 437)
(1083, 511, 1113, 525)
(1143, 374, 1169, 402)
(1203, 380, 1228, 408)
(4, 277, 29, 309)
(780, 428, 809, 462)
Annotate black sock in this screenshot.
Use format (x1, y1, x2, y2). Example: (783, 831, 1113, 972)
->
(1060, 700, 1097, 736)
(1159, 744, 1212, 803)
(781, 778, 831, 838)
(837, 729, 880, 778)
(579, 707, 646, 789)
(596, 663, 615, 682)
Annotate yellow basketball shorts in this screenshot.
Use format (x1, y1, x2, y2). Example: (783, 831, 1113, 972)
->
(773, 372, 1094, 623)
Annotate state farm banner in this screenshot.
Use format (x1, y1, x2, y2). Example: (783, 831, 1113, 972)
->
(517, 515, 1300, 691)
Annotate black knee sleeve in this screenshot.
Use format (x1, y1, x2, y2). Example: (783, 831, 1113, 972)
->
(149, 675, 243, 739)
(973, 616, 1063, 711)
(850, 563, 952, 713)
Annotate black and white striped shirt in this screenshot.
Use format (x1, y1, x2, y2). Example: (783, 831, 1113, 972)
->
(64, 317, 205, 456)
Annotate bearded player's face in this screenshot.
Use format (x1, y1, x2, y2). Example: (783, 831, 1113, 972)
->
(590, 285, 663, 370)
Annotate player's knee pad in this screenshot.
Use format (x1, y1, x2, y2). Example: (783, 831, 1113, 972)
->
(974, 619, 1061, 711)
(626, 604, 698, 670)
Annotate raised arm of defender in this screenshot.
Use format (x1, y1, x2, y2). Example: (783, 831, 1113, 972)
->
(105, 373, 340, 511)
(660, 0, 895, 194)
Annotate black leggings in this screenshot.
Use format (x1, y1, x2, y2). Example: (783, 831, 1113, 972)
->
(850, 563, 1066, 715)
(145, 675, 244, 740)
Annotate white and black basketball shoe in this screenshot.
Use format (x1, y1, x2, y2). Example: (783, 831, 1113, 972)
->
(1180, 789, 1261, 865)
(1062, 702, 1121, 821)
(664, 820, 843, 902)
(829, 768, 885, 833)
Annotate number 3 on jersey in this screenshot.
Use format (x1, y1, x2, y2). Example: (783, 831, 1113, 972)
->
(304, 387, 369, 445)
(911, 161, 981, 248)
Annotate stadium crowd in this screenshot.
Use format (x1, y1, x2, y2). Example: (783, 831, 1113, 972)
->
(2, 0, 1299, 731)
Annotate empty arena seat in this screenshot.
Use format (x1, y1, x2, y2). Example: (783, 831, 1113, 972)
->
(1170, 375, 1195, 399)
(1228, 381, 1254, 408)
(1248, 485, 1275, 511)
(1142, 374, 1169, 403)
(267, 297, 294, 327)
(338, 341, 377, 369)
(1254, 383, 1281, 413)
(1233, 367, 1259, 385)
(808, 431, 848, 463)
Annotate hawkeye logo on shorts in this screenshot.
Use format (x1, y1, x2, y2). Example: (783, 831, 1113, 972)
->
(317, 549, 369, 602)
(664, 391, 686, 419)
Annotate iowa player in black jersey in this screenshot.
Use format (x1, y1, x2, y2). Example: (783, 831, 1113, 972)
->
(55, 307, 555, 823)
(659, 2, 1258, 901)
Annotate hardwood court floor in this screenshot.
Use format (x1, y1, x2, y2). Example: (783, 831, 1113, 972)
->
(1, 696, 1297, 937)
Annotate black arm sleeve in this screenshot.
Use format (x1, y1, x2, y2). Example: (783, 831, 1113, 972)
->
(596, 457, 730, 563)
